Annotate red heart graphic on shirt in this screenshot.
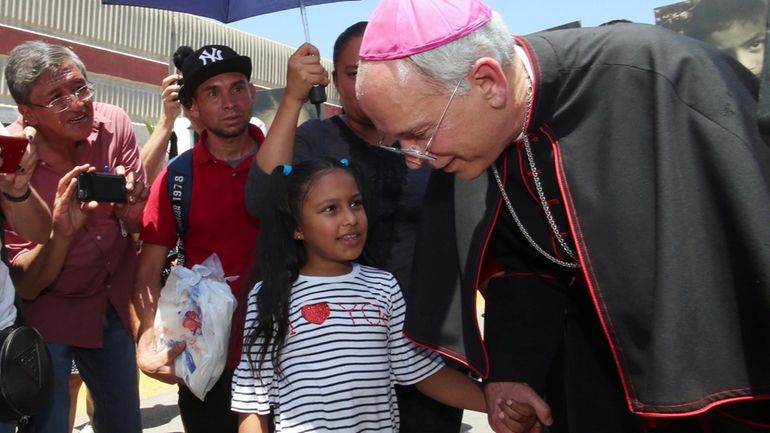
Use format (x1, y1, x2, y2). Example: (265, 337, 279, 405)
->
(301, 303, 331, 325)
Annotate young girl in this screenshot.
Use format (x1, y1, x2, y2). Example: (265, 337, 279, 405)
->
(232, 158, 535, 432)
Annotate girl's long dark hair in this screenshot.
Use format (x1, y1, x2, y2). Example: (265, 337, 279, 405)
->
(245, 157, 373, 376)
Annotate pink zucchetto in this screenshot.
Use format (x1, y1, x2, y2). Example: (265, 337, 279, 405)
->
(359, 0, 492, 61)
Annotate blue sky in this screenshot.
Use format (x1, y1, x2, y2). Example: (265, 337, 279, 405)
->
(229, 0, 676, 60)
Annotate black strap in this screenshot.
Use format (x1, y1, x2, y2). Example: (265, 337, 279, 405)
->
(756, 5, 770, 135)
(168, 131, 178, 160)
(12, 293, 25, 327)
(166, 149, 193, 267)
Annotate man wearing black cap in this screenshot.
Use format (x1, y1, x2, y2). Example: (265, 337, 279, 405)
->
(133, 44, 263, 433)
(141, 46, 268, 183)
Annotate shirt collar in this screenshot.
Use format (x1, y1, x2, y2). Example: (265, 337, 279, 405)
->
(88, 102, 113, 141)
(193, 123, 263, 169)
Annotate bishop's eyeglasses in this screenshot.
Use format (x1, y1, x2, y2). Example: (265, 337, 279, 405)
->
(378, 79, 462, 161)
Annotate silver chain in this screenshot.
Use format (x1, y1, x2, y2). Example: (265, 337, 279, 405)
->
(490, 65, 580, 269)
(522, 134, 580, 263)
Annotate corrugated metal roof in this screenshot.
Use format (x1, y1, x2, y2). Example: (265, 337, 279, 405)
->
(0, 0, 339, 125)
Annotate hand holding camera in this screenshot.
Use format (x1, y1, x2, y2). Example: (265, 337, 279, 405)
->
(53, 165, 99, 239)
(76, 172, 128, 203)
(0, 126, 40, 201)
(62, 164, 147, 236)
(161, 73, 184, 120)
(109, 165, 149, 233)
(0, 135, 28, 175)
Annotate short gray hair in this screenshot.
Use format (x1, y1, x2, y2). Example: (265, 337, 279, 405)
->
(404, 11, 516, 95)
(4, 40, 88, 105)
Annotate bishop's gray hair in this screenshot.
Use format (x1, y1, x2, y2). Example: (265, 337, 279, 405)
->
(4, 40, 88, 105)
(406, 11, 516, 95)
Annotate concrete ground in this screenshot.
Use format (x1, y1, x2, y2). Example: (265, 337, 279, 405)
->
(72, 294, 495, 432)
(71, 374, 494, 433)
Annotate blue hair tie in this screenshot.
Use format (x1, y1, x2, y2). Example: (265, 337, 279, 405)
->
(339, 158, 349, 167)
(282, 164, 293, 176)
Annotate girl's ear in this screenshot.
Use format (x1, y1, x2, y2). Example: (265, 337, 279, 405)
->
(293, 229, 304, 240)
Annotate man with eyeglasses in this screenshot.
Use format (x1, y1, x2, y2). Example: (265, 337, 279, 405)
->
(3, 40, 147, 433)
(356, 0, 770, 432)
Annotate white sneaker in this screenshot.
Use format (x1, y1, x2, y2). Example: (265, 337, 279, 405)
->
(76, 423, 95, 433)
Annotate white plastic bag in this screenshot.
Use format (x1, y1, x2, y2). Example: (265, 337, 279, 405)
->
(154, 253, 237, 400)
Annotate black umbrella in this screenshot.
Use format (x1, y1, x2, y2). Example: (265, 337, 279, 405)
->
(103, 0, 361, 115)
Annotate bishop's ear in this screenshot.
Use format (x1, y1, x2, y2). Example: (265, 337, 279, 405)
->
(470, 57, 508, 109)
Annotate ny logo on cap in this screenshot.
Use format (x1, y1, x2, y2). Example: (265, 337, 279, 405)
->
(199, 48, 224, 65)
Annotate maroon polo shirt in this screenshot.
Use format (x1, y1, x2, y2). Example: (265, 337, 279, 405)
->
(6, 103, 145, 347)
(140, 125, 262, 368)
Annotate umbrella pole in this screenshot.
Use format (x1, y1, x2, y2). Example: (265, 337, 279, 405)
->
(299, 1, 311, 43)
(299, 0, 326, 118)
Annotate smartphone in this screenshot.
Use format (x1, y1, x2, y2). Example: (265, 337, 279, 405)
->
(0, 135, 28, 174)
(76, 172, 127, 203)
(177, 78, 191, 107)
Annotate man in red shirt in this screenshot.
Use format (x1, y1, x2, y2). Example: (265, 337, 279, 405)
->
(134, 44, 263, 433)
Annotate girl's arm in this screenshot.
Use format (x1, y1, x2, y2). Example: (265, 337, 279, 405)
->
(416, 368, 549, 433)
(238, 413, 269, 433)
(415, 366, 486, 412)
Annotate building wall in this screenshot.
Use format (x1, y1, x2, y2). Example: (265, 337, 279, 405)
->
(0, 0, 340, 135)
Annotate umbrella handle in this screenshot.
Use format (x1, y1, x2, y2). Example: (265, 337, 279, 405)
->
(309, 85, 326, 118)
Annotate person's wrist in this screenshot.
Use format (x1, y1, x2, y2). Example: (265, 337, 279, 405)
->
(3, 187, 31, 202)
(118, 212, 142, 234)
(157, 114, 177, 130)
(49, 226, 77, 249)
(281, 95, 307, 111)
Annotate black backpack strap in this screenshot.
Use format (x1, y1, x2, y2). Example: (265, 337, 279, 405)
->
(166, 149, 193, 267)
(168, 131, 178, 160)
(756, 5, 770, 135)
(12, 293, 25, 327)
